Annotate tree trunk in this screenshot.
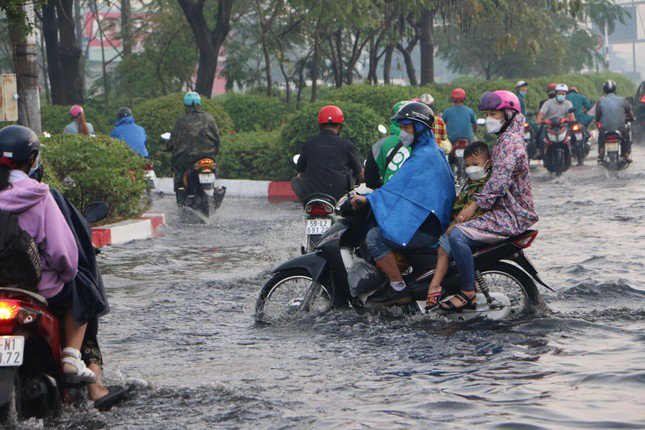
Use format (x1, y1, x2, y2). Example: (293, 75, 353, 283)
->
(367, 34, 377, 85)
(42, 0, 66, 105)
(419, 8, 434, 85)
(10, 2, 41, 133)
(261, 36, 272, 96)
(396, 42, 418, 86)
(383, 44, 394, 84)
(310, 16, 322, 102)
(120, 0, 132, 57)
(56, 0, 83, 104)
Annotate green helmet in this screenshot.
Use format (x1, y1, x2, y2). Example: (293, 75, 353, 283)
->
(391, 100, 410, 116)
(183, 92, 201, 107)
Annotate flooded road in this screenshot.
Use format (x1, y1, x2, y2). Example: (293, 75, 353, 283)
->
(49, 146, 644, 429)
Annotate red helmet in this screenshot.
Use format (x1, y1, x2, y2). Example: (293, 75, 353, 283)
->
(451, 88, 466, 102)
(546, 83, 557, 91)
(317, 105, 344, 124)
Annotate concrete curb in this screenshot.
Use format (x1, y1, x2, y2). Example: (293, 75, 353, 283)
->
(155, 178, 297, 201)
(92, 213, 165, 247)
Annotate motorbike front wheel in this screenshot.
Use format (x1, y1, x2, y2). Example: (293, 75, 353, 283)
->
(255, 270, 332, 324)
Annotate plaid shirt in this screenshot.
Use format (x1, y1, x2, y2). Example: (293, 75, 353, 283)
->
(433, 115, 450, 153)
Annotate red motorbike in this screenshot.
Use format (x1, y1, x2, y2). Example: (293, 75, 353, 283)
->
(542, 117, 573, 176)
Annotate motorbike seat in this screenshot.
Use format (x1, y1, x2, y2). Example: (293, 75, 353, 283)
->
(303, 193, 337, 206)
(0, 287, 48, 306)
(470, 229, 537, 253)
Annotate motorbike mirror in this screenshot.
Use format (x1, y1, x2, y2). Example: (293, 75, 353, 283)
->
(377, 124, 387, 134)
(84, 201, 109, 224)
(160, 132, 171, 140)
(293, 154, 300, 165)
(477, 118, 486, 126)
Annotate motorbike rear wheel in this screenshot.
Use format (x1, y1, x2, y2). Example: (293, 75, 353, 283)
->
(255, 270, 332, 324)
(477, 262, 542, 318)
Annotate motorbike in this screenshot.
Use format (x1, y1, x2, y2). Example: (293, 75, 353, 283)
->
(523, 113, 538, 159)
(255, 194, 550, 325)
(0, 202, 109, 424)
(600, 128, 630, 171)
(570, 122, 590, 166)
(143, 160, 158, 198)
(449, 138, 469, 185)
(542, 116, 573, 176)
(302, 193, 337, 254)
(161, 133, 226, 217)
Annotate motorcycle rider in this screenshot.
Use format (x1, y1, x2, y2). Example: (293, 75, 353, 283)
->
(350, 102, 455, 304)
(567, 87, 593, 127)
(364, 101, 410, 189)
(442, 88, 477, 145)
(420, 93, 452, 154)
(536, 84, 575, 156)
(291, 105, 363, 201)
(64, 105, 95, 136)
(514, 80, 529, 116)
(595, 80, 635, 163)
(167, 92, 221, 194)
(539, 83, 557, 110)
(110, 107, 149, 157)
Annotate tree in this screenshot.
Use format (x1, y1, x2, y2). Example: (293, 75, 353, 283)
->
(177, 0, 235, 98)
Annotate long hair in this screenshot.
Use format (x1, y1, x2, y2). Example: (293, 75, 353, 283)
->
(76, 111, 90, 135)
(0, 157, 25, 192)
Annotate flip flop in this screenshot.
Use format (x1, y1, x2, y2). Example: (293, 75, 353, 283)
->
(425, 286, 443, 310)
(94, 385, 131, 411)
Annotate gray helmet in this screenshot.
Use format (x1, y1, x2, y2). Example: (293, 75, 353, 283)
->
(0, 125, 40, 162)
(117, 107, 133, 119)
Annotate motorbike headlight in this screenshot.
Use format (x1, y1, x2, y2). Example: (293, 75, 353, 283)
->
(558, 131, 567, 141)
(548, 134, 557, 142)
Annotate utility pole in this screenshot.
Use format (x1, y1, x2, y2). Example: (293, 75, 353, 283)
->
(9, 1, 42, 133)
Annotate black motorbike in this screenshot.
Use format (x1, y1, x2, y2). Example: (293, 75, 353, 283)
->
(301, 193, 337, 254)
(570, 122, 590, 166)
(256, 195, 551, 324)
(600, 129, 631, 171)
(175, 157, 226, 217)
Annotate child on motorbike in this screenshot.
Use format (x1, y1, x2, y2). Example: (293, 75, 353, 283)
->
(426, 141, 491, 309)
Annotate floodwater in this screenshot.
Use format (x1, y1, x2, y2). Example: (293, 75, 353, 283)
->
(42, 146, 644, 429)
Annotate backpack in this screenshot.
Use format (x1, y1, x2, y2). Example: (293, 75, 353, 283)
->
(0, 210, 42, 291)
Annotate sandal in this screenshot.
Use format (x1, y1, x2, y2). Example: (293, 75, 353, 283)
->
(94, 385, 131, 411)
(425, 285, 443, 310)
(439, 291, 477, 313)
(62, 347, 96, 384)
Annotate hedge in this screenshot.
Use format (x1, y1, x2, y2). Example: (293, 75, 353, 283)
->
(41, 104, 113, 136)
(218, 130, 292, 180)
(222, 94, 290, 132)
(41, 134, 149, 222)
(133, 93, 234, 176)
(281, 101, 383, 160)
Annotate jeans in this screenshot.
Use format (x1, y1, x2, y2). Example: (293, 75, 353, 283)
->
(366, 227, 438, 261)
(447, 227, 485, 292)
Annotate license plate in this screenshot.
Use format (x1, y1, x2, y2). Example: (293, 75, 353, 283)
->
(306, 219, 332, 235)
(199, 173, 215, 184)
(575, 133, 583, 141)
(524, 132, 531, 140)
(0, 336, 24, 367)
(455, 149, 465, 158)
(606, 142, 620, 152)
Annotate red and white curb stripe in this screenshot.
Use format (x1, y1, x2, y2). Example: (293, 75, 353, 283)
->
(155, 178, 298, 201)
(92, 213, 165, 248)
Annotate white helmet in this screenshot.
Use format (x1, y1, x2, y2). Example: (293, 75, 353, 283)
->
(419, 93, 435, 108)
(555, 84, 568, 92)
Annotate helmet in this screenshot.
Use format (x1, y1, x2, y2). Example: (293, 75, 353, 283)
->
(183, 92, 201, 106)
(117, 107, 132, 119)
(391, 101, 410, 116)
(391, 102, 434, 129)
(515, 80, 528, 88)
(69, 105, 84, 118)
(555, 84, 568, 93)
(546, 83, 557, 91)
(603, 80, 617, 94)
(419, 93, 435, 108)
(0, 125, 41, 162)
(451, 88, 466, 102)
(478, 90, 521, 113)
(569, 87, 578, 93)
(317, 105, 344, 124)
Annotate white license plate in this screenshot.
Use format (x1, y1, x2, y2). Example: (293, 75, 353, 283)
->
(199, 173, 215, 184)
(575, 133, 583, 140)
(0, 336, 24, 367)
(306, 219, 332, 235)
(524, 132, 531, 140)
(455, 149, 465, 158)
(606, 142, 620, 152)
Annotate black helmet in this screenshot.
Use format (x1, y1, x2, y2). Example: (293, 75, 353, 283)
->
(603, 80, 617, 94)
(0, 125, 40, 162)
(391, 102, 434, 129)
(117, 107, 133, 119)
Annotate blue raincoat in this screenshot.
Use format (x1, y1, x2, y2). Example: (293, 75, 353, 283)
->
(110, 116, 149, 157)
(366, 128, 455, 247)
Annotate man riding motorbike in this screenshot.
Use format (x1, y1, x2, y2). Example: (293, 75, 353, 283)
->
(539, 83, 557, 110)
(514, 80, 529, 116)
(567, 87, 593, 128)
(442, 88, 477, 145)
(110, 107, 149, 157)
(595, 80, 635, 164)
(420, 93, 451, 154)
(291, 105, 364, 201)
(350, 102, 455, 304)
(536, 84, 576, 156)
(166, 92, 221, 194)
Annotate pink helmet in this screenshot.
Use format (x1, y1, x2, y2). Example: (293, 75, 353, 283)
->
(70, 105, 84, 118)
(478, 90, 520, 113)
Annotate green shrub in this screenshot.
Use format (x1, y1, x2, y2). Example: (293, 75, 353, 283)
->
(133, 93, 234, 176)
(219, 130, 292, 180)
(40, 104, 112, 135)
(222, 95, 290, 132)
(281, 101, 382, 159)
(41, 134, 148, 222)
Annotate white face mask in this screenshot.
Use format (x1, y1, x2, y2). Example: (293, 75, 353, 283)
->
(485, 116, 503, 134)
(465, 165, 488, 181)
(398, 129, 414, 147)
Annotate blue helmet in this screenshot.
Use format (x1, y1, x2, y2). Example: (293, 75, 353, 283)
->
(183, 92, 201, 107)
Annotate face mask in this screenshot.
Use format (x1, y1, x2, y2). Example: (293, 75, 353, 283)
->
(485, 116, 503, 134)
(465, 165, 488, 181)
(519, 91, 527, 97)
(556, 94, 565, 103)
(399, 129, 414, 147)
(548, 93, 555, 99)
(28, 156, 42, 180)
